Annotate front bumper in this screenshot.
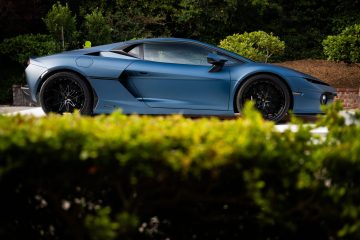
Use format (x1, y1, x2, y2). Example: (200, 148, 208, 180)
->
(287, 76, 337, 114)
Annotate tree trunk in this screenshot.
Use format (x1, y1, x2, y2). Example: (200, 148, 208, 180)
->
(61, 26, 64, 51)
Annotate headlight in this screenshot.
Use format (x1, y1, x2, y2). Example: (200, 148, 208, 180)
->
(320, 94, 327, 105)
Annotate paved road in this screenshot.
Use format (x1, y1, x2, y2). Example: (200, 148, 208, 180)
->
(4, 107, 45, 117)
(0, 105, 37, 114)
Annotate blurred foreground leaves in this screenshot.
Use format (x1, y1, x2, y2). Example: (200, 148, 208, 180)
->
(0, 103, 360, 239)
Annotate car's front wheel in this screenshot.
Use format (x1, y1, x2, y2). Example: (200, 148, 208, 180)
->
(236, 74, 290, 122)
(39, 72, 93, 114)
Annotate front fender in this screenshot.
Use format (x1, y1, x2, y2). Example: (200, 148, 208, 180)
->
(228, 63, 298, 111)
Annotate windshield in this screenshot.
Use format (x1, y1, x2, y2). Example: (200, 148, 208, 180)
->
(206, 43, 255, 63)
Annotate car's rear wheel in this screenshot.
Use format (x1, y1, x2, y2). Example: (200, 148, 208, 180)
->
(236, 74, 290, 122)
(39, 72, 93, 114)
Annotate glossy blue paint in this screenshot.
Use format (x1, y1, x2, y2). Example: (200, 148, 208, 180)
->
(126, 61, 230, 110)
(25, 37, 337, 117)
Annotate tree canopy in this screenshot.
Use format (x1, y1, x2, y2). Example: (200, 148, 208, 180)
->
(0, 0, 359, 59)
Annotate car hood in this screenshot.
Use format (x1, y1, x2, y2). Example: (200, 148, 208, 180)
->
(246, 62, 325, 81)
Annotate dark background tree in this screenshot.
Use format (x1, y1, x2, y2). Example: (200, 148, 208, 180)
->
(83, 8, 112, 46)
(1, 0, 359, 58)
(43, 2, 78, 50)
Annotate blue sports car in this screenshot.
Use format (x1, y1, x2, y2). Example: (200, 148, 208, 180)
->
(25, 38, 336, 121)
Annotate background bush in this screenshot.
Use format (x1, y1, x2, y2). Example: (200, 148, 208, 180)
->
(83, 8, 112, 46)
(0, 34, 57, 65)
(0, 34, 57, 103)
(0, 56, 25, 103)
(1, 103, 360, 239)
(219, 31, 285, 62)
(323, 24, 360, 63)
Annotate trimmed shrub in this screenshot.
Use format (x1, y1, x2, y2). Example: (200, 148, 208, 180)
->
(219, 31, 285, 62)
(323, 24, 360, 63)
(0, 34, 57, 65)
(0, 103, 360, 239)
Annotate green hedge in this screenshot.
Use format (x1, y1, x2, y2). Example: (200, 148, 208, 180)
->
(0, 103, 360, 239)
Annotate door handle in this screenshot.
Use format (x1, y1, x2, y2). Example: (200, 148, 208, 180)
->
(139, 71, 148, 75)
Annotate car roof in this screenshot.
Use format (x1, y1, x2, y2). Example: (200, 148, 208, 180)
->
(120, 38, 253, 63)
(123, 37, 202, 44)
(66, 38, 253, 63)
(65, 38, 199, 54)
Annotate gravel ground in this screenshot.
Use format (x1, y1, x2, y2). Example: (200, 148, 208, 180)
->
(277, 59, 360, 88)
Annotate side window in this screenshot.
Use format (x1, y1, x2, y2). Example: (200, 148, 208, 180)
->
(126, 45, 141, 58)
(143, 43, 214, 66)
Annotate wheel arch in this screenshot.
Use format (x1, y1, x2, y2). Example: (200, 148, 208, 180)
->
(36, 68, 97, 108)
(232, 72, 294, 113)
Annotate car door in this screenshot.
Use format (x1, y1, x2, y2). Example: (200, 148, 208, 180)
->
(124, 42, 231, 110)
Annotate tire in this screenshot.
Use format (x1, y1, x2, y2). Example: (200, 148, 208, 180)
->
(39, 72, 93, 115)
(235, 74, 290, 122)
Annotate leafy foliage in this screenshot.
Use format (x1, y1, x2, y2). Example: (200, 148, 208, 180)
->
(110, 0, 175, 41)
(85, 207, 119, 240)
(0, 56, 25, 103)
(175, 0, 241, 43)
(1, 103, 360, 239)
(1, 0, 360, 60)
(323, 24, 360, 63)
(219, 31, 285, 62)
(0, 33, 57, 103)
(83, 41, 92, 48)
(43, 1, 78, 51)
(83, 9, 112, 46)
(0, 34, 57, 65)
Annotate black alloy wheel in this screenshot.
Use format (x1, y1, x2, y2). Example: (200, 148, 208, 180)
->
(236, 74, 290, 122)
(39, 72, 93, 114)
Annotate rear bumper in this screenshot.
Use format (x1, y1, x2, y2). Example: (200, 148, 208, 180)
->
(25, 63, 48, 102)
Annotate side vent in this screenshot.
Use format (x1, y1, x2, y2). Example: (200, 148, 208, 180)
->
(85, 52, 100, 56)
(118, 72, 141, 98)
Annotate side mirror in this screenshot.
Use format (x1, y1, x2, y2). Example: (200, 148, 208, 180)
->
(207, 53, 228, 72)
